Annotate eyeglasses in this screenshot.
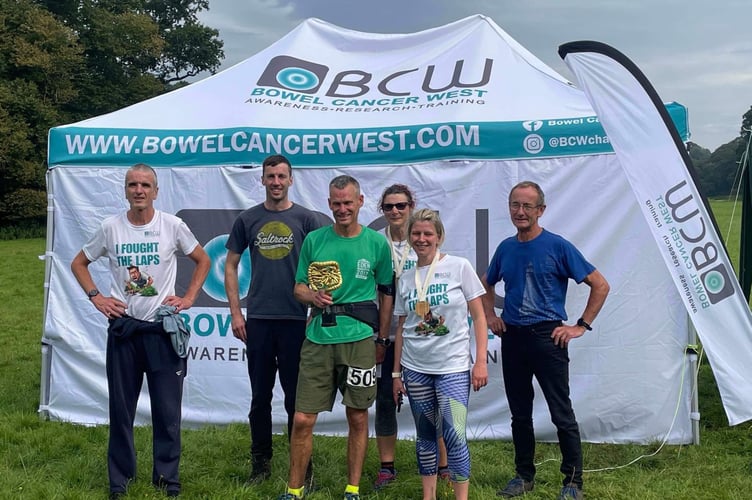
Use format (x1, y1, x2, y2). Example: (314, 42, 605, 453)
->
(509, 202, 542, 213)
(382, 202, 410, 211)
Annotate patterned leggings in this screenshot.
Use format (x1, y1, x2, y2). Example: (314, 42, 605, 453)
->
(403, 368, 471, 481)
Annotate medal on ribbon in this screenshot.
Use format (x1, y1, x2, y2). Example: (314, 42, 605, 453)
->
(414, 252, 439, 318)
(387, 226, 411, 280)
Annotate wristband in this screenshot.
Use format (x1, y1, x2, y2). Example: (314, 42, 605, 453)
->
(577, 317, 592, 331)
(391, 372, 402, 378)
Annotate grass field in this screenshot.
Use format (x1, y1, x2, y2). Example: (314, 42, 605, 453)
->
(0, 200, 750, 499)
(708, 196, 743, 269)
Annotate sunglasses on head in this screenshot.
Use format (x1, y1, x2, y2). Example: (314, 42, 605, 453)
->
(382, 202, 410, 211)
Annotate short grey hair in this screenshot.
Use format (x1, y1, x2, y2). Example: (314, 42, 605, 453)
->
(126, 163, 158, 188)
(509, 180, 544, 206)
(329, 175, 360, 195)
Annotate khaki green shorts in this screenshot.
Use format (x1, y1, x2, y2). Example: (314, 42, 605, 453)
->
(295, 337, 377, 413)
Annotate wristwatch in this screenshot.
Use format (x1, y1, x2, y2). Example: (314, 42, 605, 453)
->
(87, 288, 100, 300)
(576, 317, 592, 331)
(375, 337, 392, 347)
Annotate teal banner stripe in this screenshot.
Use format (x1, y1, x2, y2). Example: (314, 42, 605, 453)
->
(48, 104, 688, 168)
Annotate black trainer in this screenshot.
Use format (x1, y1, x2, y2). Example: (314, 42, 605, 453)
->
(557, 483, 584, 500)
(247, 460, 272, 484)
(154, 477, 180, 497)
(497, 476, 534, 497)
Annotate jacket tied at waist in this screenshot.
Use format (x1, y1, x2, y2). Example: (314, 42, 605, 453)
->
(108, 305, 190, 358)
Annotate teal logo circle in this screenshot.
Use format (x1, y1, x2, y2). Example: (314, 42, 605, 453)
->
(276, 67, 319, 90)
(703, 270, 725, 294)
(202, 234, 251, 302)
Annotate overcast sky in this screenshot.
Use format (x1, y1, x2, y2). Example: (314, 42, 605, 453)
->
(198, 0, 751, 151)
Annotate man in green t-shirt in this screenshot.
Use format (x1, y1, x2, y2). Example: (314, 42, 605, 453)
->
(277, 175, 393, 500)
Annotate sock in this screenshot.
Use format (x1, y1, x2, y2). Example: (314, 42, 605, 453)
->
(286, 485, 304, 499)
(380, 461, 395, 473)
(345, 484, 359, 495)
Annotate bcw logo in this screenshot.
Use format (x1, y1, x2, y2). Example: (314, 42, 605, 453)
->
(700, 264, 734, 304)
(257, 55, 328, 94)
(664, 181, 735, 305)
(256, 55, 494, 98)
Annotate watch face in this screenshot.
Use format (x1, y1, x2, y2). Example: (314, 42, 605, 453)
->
(88, 289, 99, 298)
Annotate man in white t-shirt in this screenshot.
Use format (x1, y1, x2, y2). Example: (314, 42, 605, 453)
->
(71, 163, 210, 499)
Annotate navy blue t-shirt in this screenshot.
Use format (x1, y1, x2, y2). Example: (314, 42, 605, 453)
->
(226, 203, 327, 319)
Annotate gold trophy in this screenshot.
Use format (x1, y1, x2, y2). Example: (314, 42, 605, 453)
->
(308, 261, 343, 327)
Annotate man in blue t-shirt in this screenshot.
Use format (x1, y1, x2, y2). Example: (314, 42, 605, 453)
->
(481, 181, 609, 500)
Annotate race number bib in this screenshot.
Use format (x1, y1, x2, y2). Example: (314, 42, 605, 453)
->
(347, 365, 377, 388)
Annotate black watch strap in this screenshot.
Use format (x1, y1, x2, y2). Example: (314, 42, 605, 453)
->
(375, 337, 391, 347)
(577, 317, 592, 331)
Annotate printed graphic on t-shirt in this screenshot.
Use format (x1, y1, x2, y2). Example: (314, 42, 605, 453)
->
(415, 308, 449, 336)
(355, 258, 371, 280)
(115, 241, 161, 297)
(255, 221, 295, 260)
(406, 281, 451, 337)
(124, 266, 157, 296)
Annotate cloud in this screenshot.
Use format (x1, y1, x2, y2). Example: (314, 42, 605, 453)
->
(198, 0, 752, 149)
(199, 0, 301, 66)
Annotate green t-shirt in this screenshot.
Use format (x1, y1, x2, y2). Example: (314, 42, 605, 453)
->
(296, 225, 393, 344)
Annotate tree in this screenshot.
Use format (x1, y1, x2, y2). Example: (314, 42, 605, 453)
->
(0, 0, 83, 225)
(146, 0, 224, 83)
(741, 106, 752, 140)
(687, 141, 711, 162)
(0, 0, 223, 230)
(39, 0, 224, 120)
(739, 106, 752, 297)
(692, 139, 743, 197)
(689, 106, 752, 198)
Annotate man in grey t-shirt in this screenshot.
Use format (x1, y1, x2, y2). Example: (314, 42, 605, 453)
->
(225, 155, 326, 485)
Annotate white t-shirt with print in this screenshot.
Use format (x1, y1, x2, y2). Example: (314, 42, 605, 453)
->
(395, 254, 485, 375)
(83, 210, 199, 321)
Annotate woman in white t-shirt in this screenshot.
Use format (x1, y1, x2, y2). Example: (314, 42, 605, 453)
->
(392, 208, 488, 500)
